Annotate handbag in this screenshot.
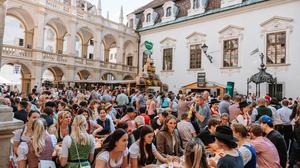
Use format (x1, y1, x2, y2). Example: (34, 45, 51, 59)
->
(38, 160, 56, 168)
(74, 137, 91, 168)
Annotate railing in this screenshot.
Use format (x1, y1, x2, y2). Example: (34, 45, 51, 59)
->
(2, 45, 137, 73)
(2, 45, 32, 58)
(46, 0, 70, 13)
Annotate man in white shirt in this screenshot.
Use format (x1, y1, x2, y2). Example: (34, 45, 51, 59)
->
(277, 99, 293, 148)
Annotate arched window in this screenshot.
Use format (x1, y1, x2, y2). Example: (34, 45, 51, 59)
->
(166, 7, 172, 17)
(193, 0, 200, 9)
(44, 25, 57, 53)
(4, 16, 25, 47)
(146, 13, 151, 22)
(75, 35, 82, 57)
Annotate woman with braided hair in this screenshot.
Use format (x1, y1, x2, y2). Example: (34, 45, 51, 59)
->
(184, 138, 209, 168)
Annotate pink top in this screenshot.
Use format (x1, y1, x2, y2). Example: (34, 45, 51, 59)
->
(121, 114, 136, 132)
(229, 103, 241, 121)
(146, 99, 156, 116)
(251, 136, 281, 168)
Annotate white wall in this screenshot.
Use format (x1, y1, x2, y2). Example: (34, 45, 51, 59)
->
(139, 0, 300, 98)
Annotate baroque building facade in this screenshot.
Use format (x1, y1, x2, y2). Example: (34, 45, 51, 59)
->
(128, 0, 300, 98)
(0, 0, 138, 93)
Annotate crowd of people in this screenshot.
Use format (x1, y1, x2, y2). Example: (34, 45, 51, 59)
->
(0, 85, 300, 168)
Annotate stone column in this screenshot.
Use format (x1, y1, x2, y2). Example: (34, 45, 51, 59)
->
(116, 35, 125, 64)
(56, 37, 64, 54)
(82, 43, 88, 58)
(0, 0, 7, 67)
(94, 29, 103, 61)
(104, 48, 110, 62)
(66, 21, 77, 56)
(0, 106, 23, 168)
(25, 30, 34, 49)
(33, 12, 46, 50)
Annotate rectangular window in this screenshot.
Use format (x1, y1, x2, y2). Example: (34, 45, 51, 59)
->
(163, 48, 173, 71)
(127, 56, 133, 66)
(190, 44, 202, 69)
(266, 32, 286, 64)
(146, 13, 151, 22)
(223, 39, 239, 67)
(166, 7, 172, 17)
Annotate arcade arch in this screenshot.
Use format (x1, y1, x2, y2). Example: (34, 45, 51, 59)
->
(102, 34, 117, 63)
(123, 40, 136, 66)
(102, 73, 115, 81)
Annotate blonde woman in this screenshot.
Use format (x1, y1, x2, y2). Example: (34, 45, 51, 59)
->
(58, 115, 95, 168)
(56, 111, 72, 143)
(17, 119, 55, 168)
(185, 138, 209, 168)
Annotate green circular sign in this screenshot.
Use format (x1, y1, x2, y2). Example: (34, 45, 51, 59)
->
(145, 41, 153, 50)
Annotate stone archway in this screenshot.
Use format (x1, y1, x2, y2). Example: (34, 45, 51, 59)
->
(102, 33, 117, 63)
(123, 40, 136, 66)
(101, 73, 116, 81)
(42, 66, 65, 84)
(77, 69, 93, 80)
(123, 75, 134, 80)
(77, 27, 95, 59)
(0, 61, 32, 94)
(5, 7, 35, 48)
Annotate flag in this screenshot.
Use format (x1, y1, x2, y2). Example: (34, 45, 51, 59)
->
(250, 48, 259, 55)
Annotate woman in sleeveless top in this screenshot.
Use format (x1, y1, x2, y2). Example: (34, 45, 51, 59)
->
(129, 126, 172, 168)
(232, 123, 257, 168)
(95, 129, 129, 168)
(56, 111, 72, 143)
(13, 110, 40, 156)
(96, 108, 113, 137)
(58, 115, 95, 168)
(17, 119, 55, 168)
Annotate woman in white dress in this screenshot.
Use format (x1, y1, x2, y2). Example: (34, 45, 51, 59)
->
(95, 128, 129, 168)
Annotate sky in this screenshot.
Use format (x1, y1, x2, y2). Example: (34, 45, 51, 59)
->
(89, 0, 152, 23)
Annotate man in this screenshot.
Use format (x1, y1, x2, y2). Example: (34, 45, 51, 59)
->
(198, 118, 219, 151)
(219, 94, 231, 114)
(132, 115, 145, 141)
(190, 95, 211, 133)
(177, 95, 193, 119)
(267, 98, 283, 133)
(177, 112, 196, 148)
(229, 95, 242, 122)
(277, 99, 293, 149)
(14, 100, 29, 123)
(249, 124, 281, 168)
(252, 98, 272, 122)
(120, 106, 137, 132)
(151, 109, 169, 131)
(116, 89, 129, 106)
(259, 115, 287, 168)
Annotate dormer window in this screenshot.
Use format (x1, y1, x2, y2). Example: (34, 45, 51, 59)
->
(193, 0, 200, 9)
(162, 1, 178, 22)
(166, 7, 172, 17)
(188, 0, 206, 16)
(143, 8, 155, 27)
(127, 14, 137, 29)
(146, 13, 151, 22)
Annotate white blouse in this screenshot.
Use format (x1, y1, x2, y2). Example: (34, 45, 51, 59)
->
(60, 135, 95, 158)
(97, 148, 129, 167)
(129, 141, 157, 159)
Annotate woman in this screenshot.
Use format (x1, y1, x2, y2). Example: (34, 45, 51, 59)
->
(234, 101, 252, 126)
(13, 110, 40, 155)
(146, 94, 157, 119)
(208, 125, 243, 168)
(58, 115, 95, 167)
(96, 107, 114, 137)
(129, 126, 172, 167)
(232, 123, 257, 168)
(77, 108, 103, 135)
(184, 138, 209, 168)
(209, 99, 220, 119)
(17, 119, 55, 168)
(88, 100, 99, 121)
(56, 111, 72, 143)
(95, 129, 129, 168)
(156, 115, 183, 157)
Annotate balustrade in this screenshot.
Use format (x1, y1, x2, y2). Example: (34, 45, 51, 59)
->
(46, 0, 70, 13)
(2, 45, 137, 73)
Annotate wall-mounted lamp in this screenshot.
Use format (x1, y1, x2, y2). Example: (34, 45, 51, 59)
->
(201, 43, 213, 63)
